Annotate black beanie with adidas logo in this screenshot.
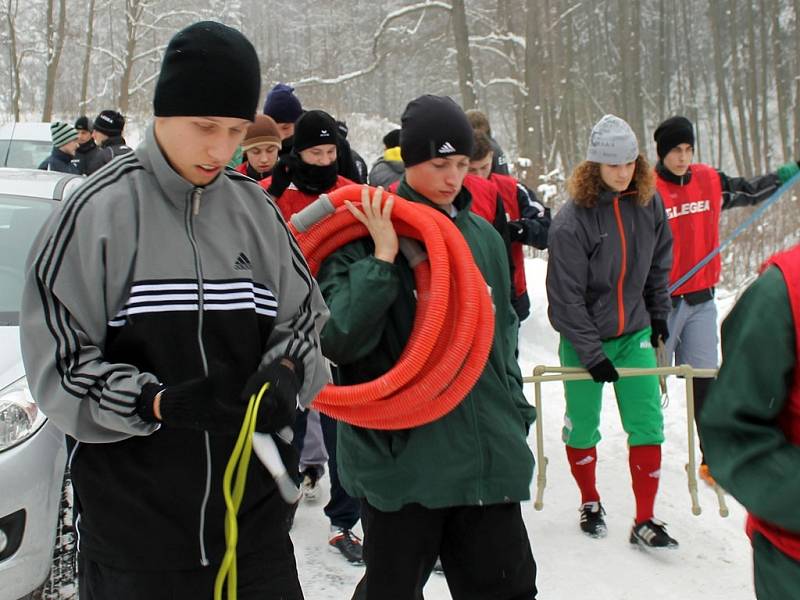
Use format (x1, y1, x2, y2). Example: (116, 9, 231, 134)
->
(400, 95, 474, 168)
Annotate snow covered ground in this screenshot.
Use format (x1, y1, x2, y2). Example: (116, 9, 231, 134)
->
(291, 258, 754, 600)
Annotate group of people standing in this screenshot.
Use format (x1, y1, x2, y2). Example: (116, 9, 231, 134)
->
(19, 19, 800, 600)
(38, 110, 132, 175)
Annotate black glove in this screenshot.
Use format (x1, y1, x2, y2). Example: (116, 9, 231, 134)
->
(650, 318, 669, 348)
(137, 365, 245, 433)
(507, 220, 527, 243)
(587, 358, 619, 383)
(240, 358, 303, 434)
(267, 157, 292, 198)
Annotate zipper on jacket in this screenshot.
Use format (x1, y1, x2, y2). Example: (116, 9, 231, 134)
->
(186, 187, 212, 567)
(612, 196, 627, 337)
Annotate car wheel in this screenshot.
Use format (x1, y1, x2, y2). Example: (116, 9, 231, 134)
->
(25, 468, 78, 600)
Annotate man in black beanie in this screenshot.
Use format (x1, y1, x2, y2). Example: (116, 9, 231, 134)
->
(80, 109, 132, 174)
(653, 114, 800, 487)
(21, 20, 329, 600)
(316, 94, 538, 600)
(73, 114, 104, 175)
(368, 128, 404, 188)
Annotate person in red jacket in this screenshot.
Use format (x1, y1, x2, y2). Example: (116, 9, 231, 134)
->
(469, 131, 551, 321)
(653, 115, 800, 485)
(261, 109, 355, 220)
(236, 114, 281, 181)
(699, 244, 800, 599)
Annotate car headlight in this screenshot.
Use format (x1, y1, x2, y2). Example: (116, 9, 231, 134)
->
(0, 377, 47, 452)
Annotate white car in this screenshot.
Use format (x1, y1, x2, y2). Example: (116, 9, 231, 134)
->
(0, 124, 52, 170)
(0, 168, 82, 600)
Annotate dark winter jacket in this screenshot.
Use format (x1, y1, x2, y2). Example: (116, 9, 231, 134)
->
(701, 266, 800, 534)
(546, 190, 673, 369)
(83, 135, 133, 174)
(75, 139, 104, 175)
(318, 177, 535, 512)
(368, 157, 404, 188)
(490, 135, 510, 176)
(38, 147, 80, 174)
(20, 124, 329, 571)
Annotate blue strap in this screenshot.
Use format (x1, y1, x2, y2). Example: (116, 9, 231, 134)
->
(668, 170, 800, 294)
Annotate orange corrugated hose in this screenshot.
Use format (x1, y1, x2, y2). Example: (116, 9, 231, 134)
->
(289, 184, 495, 430)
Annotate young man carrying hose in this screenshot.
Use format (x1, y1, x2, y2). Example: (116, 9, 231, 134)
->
(653, 115, 800, 485)
(317, 94, 537, 600)
(698, 244, 800, 599)
(20, 22, 328, 600)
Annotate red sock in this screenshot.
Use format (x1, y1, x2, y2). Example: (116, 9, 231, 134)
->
(629, 445, 661, 524)
(566, 446, 600, 504)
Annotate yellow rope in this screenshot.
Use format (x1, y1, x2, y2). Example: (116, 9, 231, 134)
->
(214, 382, 270, 600)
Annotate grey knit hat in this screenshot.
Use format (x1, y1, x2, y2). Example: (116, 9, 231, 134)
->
(51, 121, 78, 148)
(586, 114, 639, 164)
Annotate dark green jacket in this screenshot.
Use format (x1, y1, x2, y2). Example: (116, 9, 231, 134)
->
(700, 267, 800, 532)
(318, 179, 535, 511)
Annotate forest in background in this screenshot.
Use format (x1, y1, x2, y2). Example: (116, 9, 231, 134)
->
(2, 0, 798, 285)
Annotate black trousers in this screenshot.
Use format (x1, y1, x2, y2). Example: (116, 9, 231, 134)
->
(78, 543, 304, 600)
(352, 501, 537, 600)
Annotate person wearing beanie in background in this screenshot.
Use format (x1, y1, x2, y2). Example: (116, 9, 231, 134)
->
(236, 114, 282, 181)
(262, 109, 356, 219)
(260, 108, 363, 565)
(263, 82, 304, 156)
(38, 121, 80, 174)
(73, 115, 103, 175)
(368, 128, 404, 188)
(21, 21, 329, 600)
(466, 108, 510, 176)
(469, 131, 551, 321)
(547, 115, 677, 549)
(83, 109, 132, 173)
(652, 115, 800, 487)
(318, 94, 537, 600)
(698, 243, 800, 600)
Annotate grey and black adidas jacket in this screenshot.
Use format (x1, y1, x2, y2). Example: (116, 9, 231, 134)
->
(20, 123, 330, 570)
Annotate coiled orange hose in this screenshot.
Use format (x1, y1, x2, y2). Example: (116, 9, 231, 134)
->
(291, 184, 495, 430)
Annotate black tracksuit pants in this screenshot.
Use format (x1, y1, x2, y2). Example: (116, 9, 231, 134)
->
(351, 501, 537, 600)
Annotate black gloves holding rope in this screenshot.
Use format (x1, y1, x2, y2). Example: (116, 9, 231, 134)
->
(137, 357, 302, 434)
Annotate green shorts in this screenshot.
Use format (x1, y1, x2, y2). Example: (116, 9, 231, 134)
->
(559, 327, 664, 448)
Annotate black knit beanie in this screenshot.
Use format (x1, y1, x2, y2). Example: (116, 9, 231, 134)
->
(93, 110, 125, 136)
(153, 21, 261, 121)
(400, 95, 474, 168)
(74, 115, 91, 131)
(654, 116, 695, 160)
(293, 110, 338, 153)
(382, 128, 401, 149)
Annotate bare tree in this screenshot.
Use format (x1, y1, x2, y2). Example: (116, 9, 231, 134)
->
(41, 0, 67, 121)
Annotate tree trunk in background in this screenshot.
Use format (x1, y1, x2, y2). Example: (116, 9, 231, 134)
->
(41, 0, 66, 121)
(5, 0, 21, 121)
(117, 0, 143, 114)
(727, 1, 753, 177)
(794, 0, 800, 158)
(709, 2, 743, 173)
(657, 0, 667, 118)
(745, 0, 762, 173)
(770, 0, 792, 162)
(521, 0, 545, 180)
(760, 0, 770, 169)
(450, 0, 477, 110)
(80, 0, 96, 111)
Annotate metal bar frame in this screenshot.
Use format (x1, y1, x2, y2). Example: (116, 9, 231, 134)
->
(524, 365, 728, 517)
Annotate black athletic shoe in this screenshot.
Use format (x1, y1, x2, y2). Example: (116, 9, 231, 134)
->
(579, 502, 607, 538)
(329, 527, 364, 564)
(629, 519, 679, 549)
